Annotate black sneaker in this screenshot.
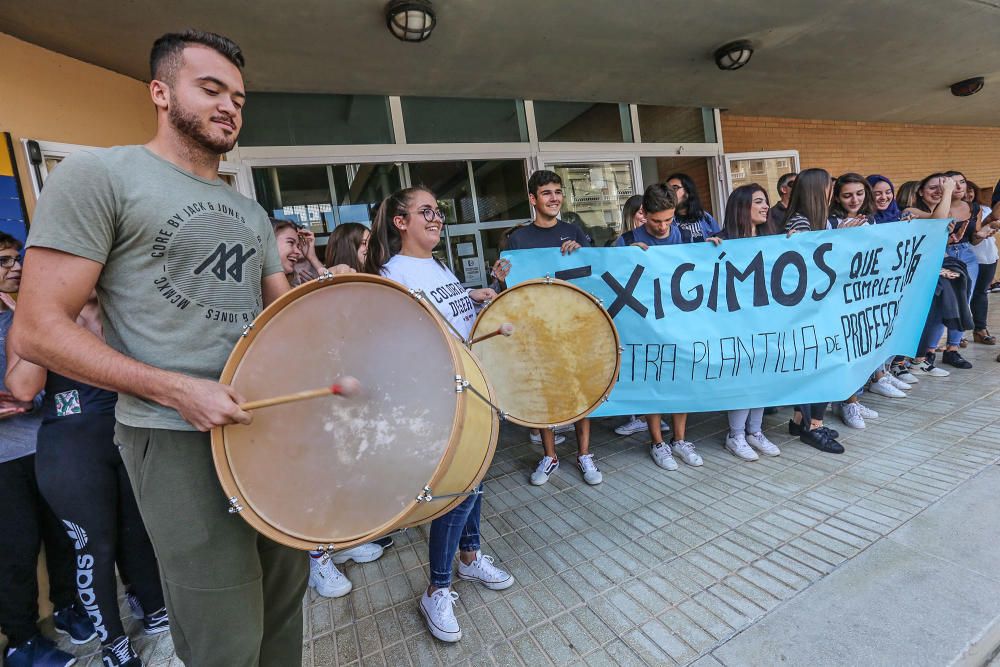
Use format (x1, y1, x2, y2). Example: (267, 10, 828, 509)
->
(789, 420, 839, 439)
(800, 427, 844, 454)
(4, 635, 76, 667)
(142, 607, 169, 635)
(942, 350, 972, 369)
(763, 406, 780, 415)
(54, 603, 97, 644)
(102, 636, 142, 667)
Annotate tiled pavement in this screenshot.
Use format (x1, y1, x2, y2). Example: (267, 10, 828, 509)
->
(25, 302, 1000, 666)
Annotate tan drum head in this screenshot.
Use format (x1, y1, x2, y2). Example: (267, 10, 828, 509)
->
(470, 278, 621, 427)
(213, 275, 464, 548)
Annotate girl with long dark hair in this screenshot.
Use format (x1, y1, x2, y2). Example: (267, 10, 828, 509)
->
(717, 184, 781, 460)
(365, 186, 513, 644)
(666, 172, 721, 242)
(324, 222, 370, 272)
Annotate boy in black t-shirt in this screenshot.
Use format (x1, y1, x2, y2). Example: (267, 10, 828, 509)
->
(506, 170, 602, 486)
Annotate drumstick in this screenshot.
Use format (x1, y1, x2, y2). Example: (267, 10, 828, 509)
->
(469, 322, 515, 345)
(240, 376, 361, 411)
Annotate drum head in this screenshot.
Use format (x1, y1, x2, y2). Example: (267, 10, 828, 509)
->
(214, 275, 462, 547)
(470, 279, 620, 427)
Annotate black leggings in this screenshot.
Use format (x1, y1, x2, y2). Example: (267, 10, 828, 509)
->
(0, 454, 78, 647)
(972, 261, 997, 331)
(795, 403, 829, 428)
(35, 413, 164, 644)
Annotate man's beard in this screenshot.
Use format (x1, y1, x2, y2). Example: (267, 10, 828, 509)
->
(168, 93, 237, 155)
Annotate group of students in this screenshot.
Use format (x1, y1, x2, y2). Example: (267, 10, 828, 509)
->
(4, 27, 1000, 667)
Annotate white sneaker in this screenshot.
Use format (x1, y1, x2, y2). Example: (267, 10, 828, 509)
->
(530, 456, 559, 485)
(840, 402, 865, 429)
(725, 433, 759, 461)
(747, 431, 781, 456)
(577, 454, 603, 484)
(614, 417, 648, 436)
(529, 431, 566, 445)
(883, 374, 912, 391)
(419, 589, 461, 643)
(894, 368, 919, 384)
(457, 552, 514, 590)
(869, 376, 906, 398)
(913, 359, 950, 377)
(671, 440, 703, 466)
(856, 402, 879, 419)
(650, 442, 678, 470)
(309, 555, 352, 598)
(331, 541, 384, 565)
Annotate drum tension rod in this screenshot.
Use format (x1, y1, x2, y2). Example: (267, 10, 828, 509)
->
(240, 323, 254, 338)
(227, 496, 244, 514)
(416, 486, 484, 503)
(454, 377, 507, 420)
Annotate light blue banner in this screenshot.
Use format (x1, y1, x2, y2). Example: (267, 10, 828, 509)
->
(502, 220, 949, 415)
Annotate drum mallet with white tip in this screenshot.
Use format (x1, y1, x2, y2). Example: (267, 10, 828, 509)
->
(240, 375, 362, 411)
(469, 322, 515, 345)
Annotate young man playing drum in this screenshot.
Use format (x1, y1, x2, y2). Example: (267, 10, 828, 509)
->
(13, 31, 309, 666)
(505, 170, 603, 486)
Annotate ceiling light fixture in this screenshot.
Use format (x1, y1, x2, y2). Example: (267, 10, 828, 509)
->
(385, 0, 436, 42)
(714, 40, 754, 71)
(950, 77, 984, 97)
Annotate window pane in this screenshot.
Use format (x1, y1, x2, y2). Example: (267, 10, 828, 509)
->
(252, 165, 332, 232)
(728, 156, 796, 202)
(636, 106, 714, 143)
(548, 161, 636, 247)
(639, 156, 716, 218)
(402, 97, 528, 143)
(533, 101, 631, 142)
(329, 163, 401, 226)
(239, 93, 394, 146)
(470, 160, 530, 222)
(407, 161, 476, 225)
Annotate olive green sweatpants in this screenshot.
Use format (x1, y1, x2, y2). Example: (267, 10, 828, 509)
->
(115, 424, 307, 667)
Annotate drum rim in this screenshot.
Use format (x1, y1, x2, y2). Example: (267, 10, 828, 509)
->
(211, 273, 467, 550)
(469, 277, 622, 429)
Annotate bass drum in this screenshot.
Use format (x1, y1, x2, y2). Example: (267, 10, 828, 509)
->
(211, 274, 498, 551)
(470, 278, 621, 428)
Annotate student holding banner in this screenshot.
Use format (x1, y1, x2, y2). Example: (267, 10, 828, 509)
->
(782, 168, 845, 454)
(506, 170, 603, 486)
(714, 184, 782, 460)
(614, 183, 703, 470)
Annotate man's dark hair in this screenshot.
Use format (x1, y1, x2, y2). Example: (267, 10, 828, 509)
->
(150, 29, 245, 83)
(527, 170, 562, 197)
(0, 231, 22, 252)
(777, 172, 797, 192)
(642, 183, 677, 215)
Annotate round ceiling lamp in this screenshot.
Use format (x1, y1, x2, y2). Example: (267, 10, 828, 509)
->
(950, 77, 984, 97)
(386, 0, 437, 42)
(714, 40, 754, 71)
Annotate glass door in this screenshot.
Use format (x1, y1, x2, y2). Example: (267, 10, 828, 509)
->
(724, 151, 800, 202)
(540, 159, 639, 247)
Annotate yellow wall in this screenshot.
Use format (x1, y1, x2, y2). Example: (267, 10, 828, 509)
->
(0, 32, 153, 216)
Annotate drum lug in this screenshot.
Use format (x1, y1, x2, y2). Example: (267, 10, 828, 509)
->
(316, 271, 336, 282)
(455, 375, 468, 393)
(618, 345, 625, 353)
(416, 486, 434, 503)
(241, 323, 254, 338)
(416, 486, 483, 502)
(543, 274, 553, 284)
(227, 496, 244, 514)
(408, 288, 425, 302)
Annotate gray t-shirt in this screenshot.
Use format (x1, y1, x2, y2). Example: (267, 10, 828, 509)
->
(27, 146, 282, 431)
(0, 309, 43, 463)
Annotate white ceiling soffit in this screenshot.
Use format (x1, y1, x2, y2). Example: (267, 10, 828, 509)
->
(2, 0, 999, 126)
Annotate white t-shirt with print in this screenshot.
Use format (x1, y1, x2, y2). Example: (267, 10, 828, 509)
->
(382, 255, 477, 340)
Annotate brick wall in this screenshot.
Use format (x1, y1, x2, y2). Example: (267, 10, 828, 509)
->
(721, 114, 1000, 193)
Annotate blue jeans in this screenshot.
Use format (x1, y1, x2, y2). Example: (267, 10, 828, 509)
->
(428, 484, 482, 588)
(930, 243, 979, 347)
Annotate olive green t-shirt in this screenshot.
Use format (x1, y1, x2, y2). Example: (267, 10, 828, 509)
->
(27, 146, 282, 430)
